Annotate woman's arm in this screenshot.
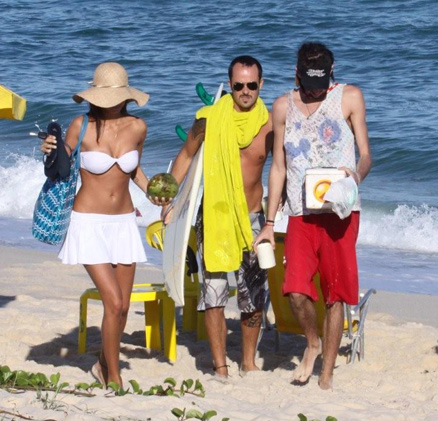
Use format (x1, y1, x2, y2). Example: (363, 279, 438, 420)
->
(131, 119, 148, 193)
(40, 115, 83, 157)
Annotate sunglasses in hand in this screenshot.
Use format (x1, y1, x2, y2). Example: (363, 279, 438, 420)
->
(232, 81, 259, 92)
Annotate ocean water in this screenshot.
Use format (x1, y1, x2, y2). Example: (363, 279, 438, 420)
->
(1, 0, 437, 295)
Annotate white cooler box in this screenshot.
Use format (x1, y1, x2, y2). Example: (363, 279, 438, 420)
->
(305, 168, 346, 210)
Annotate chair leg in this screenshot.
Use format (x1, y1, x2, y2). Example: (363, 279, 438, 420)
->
(274, 329, 280, 353)
(349, 320, 368, 364)
(78, 295, 88, 354)
(162, 296, 177, 362)
(144, 301, 161, 350)
(348, 289, 376, 363)
(351, 315, 367, 363)
(182, 296, 197, 332)
(350, 336, 360, 363)
(360, 331, 365, 359)
(196, 311, 208, 341)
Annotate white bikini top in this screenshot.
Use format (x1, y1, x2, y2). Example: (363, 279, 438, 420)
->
(80, 150, 139, 174)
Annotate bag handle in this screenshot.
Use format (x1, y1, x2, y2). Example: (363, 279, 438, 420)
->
(72, 114, 89, 156)
(72, 115, 89, 170)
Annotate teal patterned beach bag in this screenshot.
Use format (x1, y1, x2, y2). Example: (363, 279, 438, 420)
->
(32, 115, 88, 245)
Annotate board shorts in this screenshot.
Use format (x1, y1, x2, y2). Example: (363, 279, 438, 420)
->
(195, 208, 268, 313)
(282, 212, 360, 305)
(58, 211, 147, 265)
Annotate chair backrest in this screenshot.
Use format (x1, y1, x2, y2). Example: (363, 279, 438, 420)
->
(267, 232, 326, 336)
(145, 220, 200, 294)
(145, 220, 165, 251)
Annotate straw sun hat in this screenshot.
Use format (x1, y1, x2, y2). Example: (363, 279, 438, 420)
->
(73, 62, 149, 108)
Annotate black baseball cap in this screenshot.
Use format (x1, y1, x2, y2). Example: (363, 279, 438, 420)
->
(297, 64, 331, 90)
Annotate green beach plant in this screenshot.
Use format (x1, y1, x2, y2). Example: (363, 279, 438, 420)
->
(171, 407, 229, 421)
(1, 365, 233, 419)
(0, 365, 205, 399)
(297, 414, 338, 421)
(106, 376, 206, 397)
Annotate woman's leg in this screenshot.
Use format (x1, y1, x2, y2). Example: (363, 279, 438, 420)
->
(113, 263, 136, 341)
(85, 263, 134, 387)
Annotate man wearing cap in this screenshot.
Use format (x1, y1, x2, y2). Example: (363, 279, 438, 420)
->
(255, 42, 372, 389)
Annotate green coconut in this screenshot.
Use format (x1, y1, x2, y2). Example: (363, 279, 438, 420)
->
(147, 173, 179, 199)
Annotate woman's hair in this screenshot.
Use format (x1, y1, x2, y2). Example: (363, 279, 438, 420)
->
(87, 103, 128, 141)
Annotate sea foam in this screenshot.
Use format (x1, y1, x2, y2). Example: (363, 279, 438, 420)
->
(359, 204, 438, 253)
(1, 155, 437, 254)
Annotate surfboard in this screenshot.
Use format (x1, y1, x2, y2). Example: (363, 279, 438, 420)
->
(163, 83, 223, 306)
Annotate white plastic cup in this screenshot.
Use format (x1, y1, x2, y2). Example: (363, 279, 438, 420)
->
(256, 242, 276, 269)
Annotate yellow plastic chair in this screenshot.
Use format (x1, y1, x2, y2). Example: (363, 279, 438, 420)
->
(145, 220, 238, 340)
(145, 220, 165, 250)
(145, 220, 199, 333)
(267, 232, 376, 363)
(78, 283, 177, 362)
(0, 84, 27, 120)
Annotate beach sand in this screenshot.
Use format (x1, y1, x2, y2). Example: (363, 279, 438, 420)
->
(0, 246, 437, 420)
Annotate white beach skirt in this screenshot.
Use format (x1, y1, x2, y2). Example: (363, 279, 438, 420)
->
(58, 211, 147, 265)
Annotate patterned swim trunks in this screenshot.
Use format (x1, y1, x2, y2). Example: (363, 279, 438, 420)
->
(195, 207, 267, 313)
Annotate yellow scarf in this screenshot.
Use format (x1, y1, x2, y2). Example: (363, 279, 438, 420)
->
(196, 93, 269, 272)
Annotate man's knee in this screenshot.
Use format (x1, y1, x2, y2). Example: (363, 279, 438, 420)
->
(241, 310, 263, 328)
(205, 306, 225, 318)
(288, 292, 309, 308)
(325, 301, 344, 319)
(326, 301, 343, 310)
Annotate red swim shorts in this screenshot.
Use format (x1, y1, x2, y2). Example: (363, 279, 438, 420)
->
(282, 212, 360, 305)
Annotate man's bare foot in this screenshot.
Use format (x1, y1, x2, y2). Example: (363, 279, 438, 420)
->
(318, 372, 333, 390)
(208, 364, 230, 384)
(239, 364, 260, 377)
(240, 363, 260, 372)
(213, 364, 229, 378)
(291, 339, 322, 386)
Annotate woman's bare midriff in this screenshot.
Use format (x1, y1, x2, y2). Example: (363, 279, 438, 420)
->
(73, 167, 135, 214)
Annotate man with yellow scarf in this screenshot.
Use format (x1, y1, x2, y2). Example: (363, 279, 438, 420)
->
(169, 56, 273, 379)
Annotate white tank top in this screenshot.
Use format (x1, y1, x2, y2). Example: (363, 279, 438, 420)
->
(283, 83, 361, 216)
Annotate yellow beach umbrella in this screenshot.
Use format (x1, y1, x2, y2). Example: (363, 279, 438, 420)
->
(0, 84, 27, 120)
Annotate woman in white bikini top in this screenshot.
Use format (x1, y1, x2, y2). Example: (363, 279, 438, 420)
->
(40, 62, 168, 389)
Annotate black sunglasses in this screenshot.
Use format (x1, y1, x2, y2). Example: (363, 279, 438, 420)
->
(232, 81, 259, 92)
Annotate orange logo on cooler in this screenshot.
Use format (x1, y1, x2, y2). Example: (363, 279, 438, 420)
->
(313, 180, 332, 203)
